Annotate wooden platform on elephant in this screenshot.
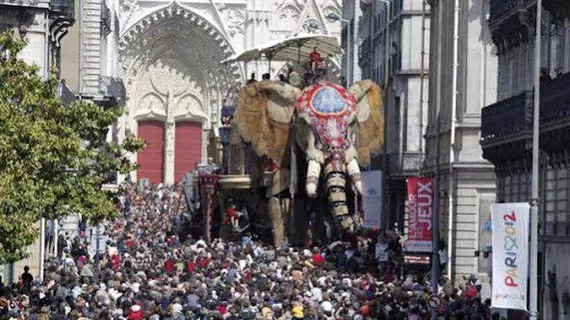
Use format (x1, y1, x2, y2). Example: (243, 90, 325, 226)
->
(193, 174, 252, 190)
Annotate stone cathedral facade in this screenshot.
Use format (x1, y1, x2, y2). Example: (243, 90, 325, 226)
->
(115, 0, 344, 184)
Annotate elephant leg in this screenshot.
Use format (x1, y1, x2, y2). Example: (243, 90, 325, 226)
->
(312, 196, 327, 245)
(346, 158, 363, 195)
(294, 197, 310, 246)
(280, 197, 291, 241)
(306, 160, 322, 198)
(269, 196, 285, 248)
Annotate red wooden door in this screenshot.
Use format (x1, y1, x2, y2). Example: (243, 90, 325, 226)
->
(175, 121, 202, 182)
(137, 120, 165, 183)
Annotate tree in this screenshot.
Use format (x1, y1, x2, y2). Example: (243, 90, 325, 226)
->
(0, 31, 144, 263)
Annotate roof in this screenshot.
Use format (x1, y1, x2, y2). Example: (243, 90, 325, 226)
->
(221, 33, 341, 64)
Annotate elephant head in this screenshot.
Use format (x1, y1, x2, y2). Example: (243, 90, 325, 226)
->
(234, 80, 384, 234)
(295, 80, 384, 231)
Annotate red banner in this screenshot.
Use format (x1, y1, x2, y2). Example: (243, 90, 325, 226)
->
(406, 177, 434, 252)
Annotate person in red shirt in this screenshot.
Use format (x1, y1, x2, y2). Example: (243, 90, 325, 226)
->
(312, 248, 326, 267)
(164, 257, 175, 274)
(111, 254, 120, 271)
(128, 304, 144, 320)
(223, 205, 239, 228)
(309, 47, 324, 70)
(125, 234, 135, 247)
(217, 302, 228, 316)
(198, 255, 210, 269)
(186, 259, 195, 273)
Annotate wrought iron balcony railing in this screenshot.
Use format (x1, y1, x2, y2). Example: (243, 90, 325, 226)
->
(481, 72, 570, 143)
(50, 0, 75, 21)
(481, 91, 531, 142)
(540, 72, 570, 122)
(489, 0, 519, 24)
(58, 80, 76, 106)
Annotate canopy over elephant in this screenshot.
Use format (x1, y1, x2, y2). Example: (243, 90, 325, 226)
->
(233, 79, 384, 246)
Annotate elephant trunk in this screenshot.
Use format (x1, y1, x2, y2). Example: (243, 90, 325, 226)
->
(324, 160, 353, 231)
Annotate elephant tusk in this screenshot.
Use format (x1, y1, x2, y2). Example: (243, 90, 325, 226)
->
(346, 158, 363, 195)
(306, 160, 321, 198)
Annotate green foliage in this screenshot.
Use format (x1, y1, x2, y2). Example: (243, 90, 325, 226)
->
(0, 31, 144, 263)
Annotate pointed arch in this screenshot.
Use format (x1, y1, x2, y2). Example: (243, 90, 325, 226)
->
(294, 0, 330, 35)
(273, 2, 303, 31)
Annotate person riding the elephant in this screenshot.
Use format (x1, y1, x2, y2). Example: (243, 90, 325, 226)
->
(309, 47, 324, 70)
(223, 203, 239, 229)
(287, 67, 302, 89)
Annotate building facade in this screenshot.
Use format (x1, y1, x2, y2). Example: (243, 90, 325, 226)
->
(481, 0, 570, 317)
(114, 0, 344, 184)
(1, 0, 76, 282)
(342, 0, 363, 85)
(425, 0, 497, 285)
(358, 0, 430, 232)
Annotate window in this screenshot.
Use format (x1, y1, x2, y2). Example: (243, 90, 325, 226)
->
(392, 96, 401, 154)
(544, 164, 570, 237)
(477, 197, 494, 273)
(394, 0, 403, 16)
(402, 97, 408, 152)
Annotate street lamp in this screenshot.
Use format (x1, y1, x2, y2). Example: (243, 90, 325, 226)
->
(327, 12, 351, 84)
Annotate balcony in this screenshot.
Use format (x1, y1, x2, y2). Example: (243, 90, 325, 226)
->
(489, 0, 519, 25)
(386, 152, 423, 175)
(58, 80, 76, 106)
(481, 91, 532, 143)
(489, 0, 570, 50)
(481, 72, 570, 145)
(540, 72, 570, 122)
(50, 0, 75, 21)
(543, 0, 570, 20)
(97, 76, 125, 107)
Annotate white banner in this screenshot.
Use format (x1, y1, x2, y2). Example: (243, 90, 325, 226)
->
(491, 202, 529, 311)
(361, 170, 383, 229)
(375, 243, 388, 262)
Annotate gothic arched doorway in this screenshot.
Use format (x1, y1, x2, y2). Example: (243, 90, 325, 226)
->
(119, 3, 242, 184)
(137, 120, 165, 183)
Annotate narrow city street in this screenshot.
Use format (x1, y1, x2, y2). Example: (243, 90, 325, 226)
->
(0, 0, 568, 318)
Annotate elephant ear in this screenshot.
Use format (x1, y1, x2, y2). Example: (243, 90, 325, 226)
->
(234, 81, 301, 165)
(348, 80, 385, 167)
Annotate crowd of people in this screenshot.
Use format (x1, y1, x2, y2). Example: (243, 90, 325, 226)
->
(0, 182, 501, 319)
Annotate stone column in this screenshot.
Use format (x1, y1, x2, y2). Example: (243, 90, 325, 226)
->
(164, 90, 176, 184)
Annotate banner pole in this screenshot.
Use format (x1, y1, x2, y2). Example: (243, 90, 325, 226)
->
(529, 0, 542, 318)
(431, 0, 443, 314)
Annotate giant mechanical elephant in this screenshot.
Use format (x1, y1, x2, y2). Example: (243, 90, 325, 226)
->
(234, 80, 384, 247)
